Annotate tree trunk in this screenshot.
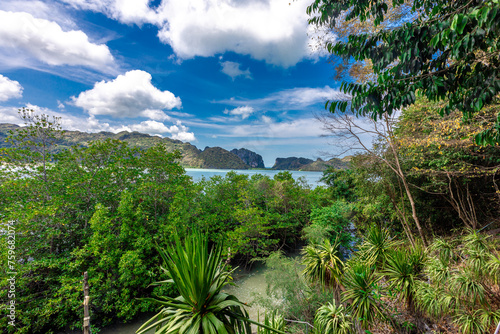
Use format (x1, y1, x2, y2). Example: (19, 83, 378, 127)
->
(83, 272, 91, 334)
(385, 114, 428, 247)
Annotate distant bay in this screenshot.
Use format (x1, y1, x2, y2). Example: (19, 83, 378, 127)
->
(185, 168, 325, 187)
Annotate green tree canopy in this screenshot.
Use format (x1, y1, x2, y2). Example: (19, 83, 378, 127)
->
(307, 0, 500, 144)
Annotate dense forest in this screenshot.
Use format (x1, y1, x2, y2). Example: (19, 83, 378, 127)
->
(1, 0, 500, 333)
(1, 96, 499, 333)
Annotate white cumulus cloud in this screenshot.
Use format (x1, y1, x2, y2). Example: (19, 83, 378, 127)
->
(72, 70, 181, 119)
(62, 0, 322, 67)
(0, 104, 195, 142)
(0, 10, 115, 71)
(223, 106, 255, 119)
(62, 0, 161, 25)
(0, 1, 76, 29)
(220, 61, 252, 80)
(0, 74, 22, 101)
(123, 120, 195, 142)
(219, 86, 350, 110)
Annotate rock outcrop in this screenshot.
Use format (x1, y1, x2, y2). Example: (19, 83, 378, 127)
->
(230, 148, 265, 168)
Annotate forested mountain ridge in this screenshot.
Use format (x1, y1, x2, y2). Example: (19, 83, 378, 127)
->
(273, 156, 350, 171)
(1, 123, 346, 171)
(0, 123, 250, 169)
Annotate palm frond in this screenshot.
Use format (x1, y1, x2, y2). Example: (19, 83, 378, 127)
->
(454, 309, 485, 334)
(451, 270, 486, 307)
(429, 237, 457, 265)
(137, 232, 284, 334)
(302, 238, 343, 287)
(486, 251, 500, 284)
(313, 300, 353, 334)
(341, 261, 384, 328)
(358, 226, 398, 269)
(384, 246, 426, 313)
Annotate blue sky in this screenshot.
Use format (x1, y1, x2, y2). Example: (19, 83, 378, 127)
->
(0, 0, 350, 167)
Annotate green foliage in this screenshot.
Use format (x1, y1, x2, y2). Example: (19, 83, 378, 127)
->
(414, 230, 500, 333)
(307, 202, 355, 254)
(384, 245, 426, 313)
(256, 251, 334, 329)
(358, 226, 399, 269)
(1, 108, 63, 181)
(313, 300, 353, 334)
(308, 0, 500, 144)
(257, 310, 287, 334)
(302, 239, 343, 287)
(138, 232, 282, 334)
(341, 261, 384, 328)
(195, 171, 316, 262)
(320, 168, 356, 202)
(0, 112, 327, 333)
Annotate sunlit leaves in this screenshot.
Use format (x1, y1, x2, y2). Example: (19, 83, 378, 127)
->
(308, 0, 500, 144)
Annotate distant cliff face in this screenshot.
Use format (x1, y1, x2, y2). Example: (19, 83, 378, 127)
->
(230, 148, 265, 168)
(272, 157, 350, 171)
(200, 147, 249, 169)
(273, 157, 314, 170)
(0, 124, 248, 169)
(299, 158, 350, 171)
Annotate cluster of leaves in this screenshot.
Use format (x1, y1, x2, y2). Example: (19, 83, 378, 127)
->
(137, 232, 285, 334)
(192, 171, 320, 263)
(0, 111, 330, 333)
(303, 228, 500, 333)
(308, 0, 500, 144)
(393, 96, 500, 231)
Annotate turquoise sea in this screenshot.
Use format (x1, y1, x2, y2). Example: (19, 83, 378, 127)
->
(184, 168, 325, 187)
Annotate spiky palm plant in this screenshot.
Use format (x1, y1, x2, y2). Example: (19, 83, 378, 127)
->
(426, 256, 453, 285)
(257, 310, 286, 334)
(479, 308, 500, 333)
(341, 261, 384, 329)
(358, 226, 398, 269)
(429, 237, 457, 265)
(454, 309, 485, 334)
(137, 232, 283, 334)
(462, 229, 491, 253)
(302, 239, 343, 288)
(414, 281, 449, 319)
(451, 270, 487, 306)
(313, 300, 353, 334)
(487, 251, 500, 285)
(384, 245, 426, 314)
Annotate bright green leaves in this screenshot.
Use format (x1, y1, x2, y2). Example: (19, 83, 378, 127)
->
(138, 232, 284, 334)
(450, 14, 468, 34)
(308, 0, 500, 144)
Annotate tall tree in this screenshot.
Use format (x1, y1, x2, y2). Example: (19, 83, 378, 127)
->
(308, 0, 500, 144)
(319, 110, 428, 245)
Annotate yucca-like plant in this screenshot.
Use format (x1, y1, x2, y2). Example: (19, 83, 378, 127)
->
(429, 237, 457, 265)
(313, 300, 353, 334)
(302, 238, 343, 288)
(487, 251, 500, 284)
(137, 232, 284, 334)
(465, 248, 490, 278)
(384, 245, 426, 314)
(462, 229, 491, 253)
(454, 309, 485, 334)
(256, 310, 286, 334)
(479, 308, 500, 332)
(426, 256, 453, 286)
(358, 226, 398, 269)
(414, 281, 448, 319)
(451, 269, 487, 306)
(341, 261, 384, 329)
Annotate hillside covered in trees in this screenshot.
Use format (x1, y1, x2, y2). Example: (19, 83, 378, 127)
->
(1, 0, 500, 333)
